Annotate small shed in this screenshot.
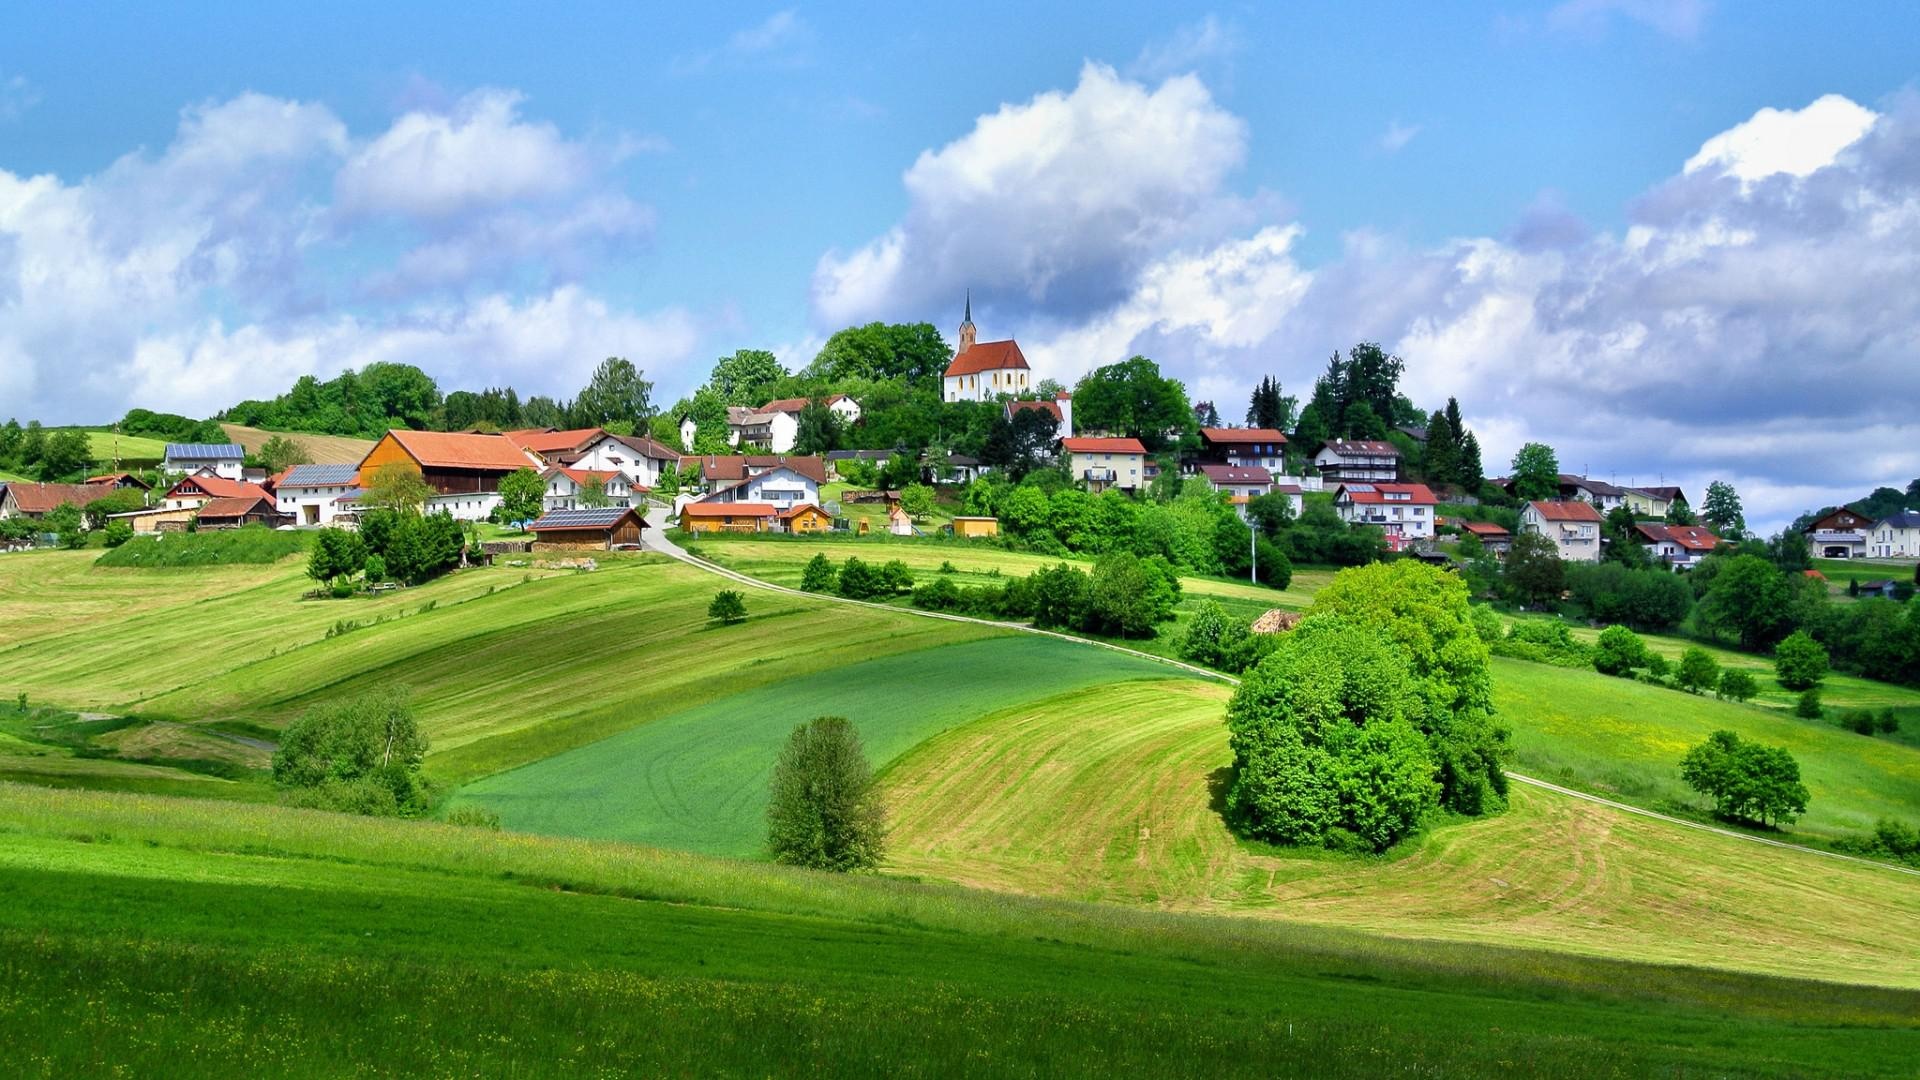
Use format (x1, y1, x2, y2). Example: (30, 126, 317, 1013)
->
(950, 516, 999, 538)
(779, 503, 832, 534)
(681, 501, 777, 534)
(528, 506, 647, 550)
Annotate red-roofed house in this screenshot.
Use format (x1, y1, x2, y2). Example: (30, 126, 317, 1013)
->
(161, 473, 273, 512)
(1633, 523, 1722, 568)
(508, 428, 607, 461)
(541, 467, 636, 512)
(1062, 437, 1148, 493)
(1199, 428, 1288, 473)
(1521, 500, 1604, 562)
(1457, 520, 1513, 558)
(942, 299, 1030, 402)
(356, 430, 541, 521)
(1333, 483, 1439, 548)
(0, 482, 120, 521)
(568, 432, 681, 487)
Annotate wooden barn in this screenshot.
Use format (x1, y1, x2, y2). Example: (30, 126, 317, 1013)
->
(527, 506, 647, 551)
(778, 503, 833, 534)
(680, 501, 778, 534)
(357, 430, 538, 496)
(195, 494, 292, 530)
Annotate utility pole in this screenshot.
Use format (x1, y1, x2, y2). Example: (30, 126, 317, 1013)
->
(1250, 519, 1257, 584)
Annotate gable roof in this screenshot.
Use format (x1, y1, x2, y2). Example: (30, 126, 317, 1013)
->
(944, 339, 1029, 377)
(1061, 437, 1147, 454)
(381, 430, 537, 472)
(1875, 509, 1920, 529)
(1200, 427, 1288, 445)
(1459, 521, 1511, 537)
(682, 501, 778, 518)
(165, 443, 245, 460)
(1198, 464, 1274, 486)
(1335, 482, 1438, 505)
(1561, 474, 1625, 498)
(1634, 523, 1721, 551)
(545, 466, 625, 487)
(778, 503, 829, 520)
(85, 472, 151, 489)
(679, 454, 827, 485)
(509, 428, 606, 455)
(1318, 439, 1401, 458)
(1528, 499, 1604, 523)
(166, 474, 271, 501)
(1804, 507, 1871, 532)
(601, 433, 681, 462)
(196, 494, 277, 520)
(4, 482, 120, 513)
(758, 395, 851, 414)
(1641, 486, 1688, 504)
(279, 463, 359, 487)
(528, 506, 644, 532)
(1005, 399, 1063, 422)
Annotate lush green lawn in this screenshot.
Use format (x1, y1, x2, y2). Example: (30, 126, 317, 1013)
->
(457, 636, 1186, 856)
(1812, 556, 1918, 590)
(1495, 657, 1920, 839)
(0, 784, 1912, 1078)
(882, 679, 1920, 988)
(70, 428, 170, 464)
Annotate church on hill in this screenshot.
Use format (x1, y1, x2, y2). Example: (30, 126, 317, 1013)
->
(941, 295, 1031, 403)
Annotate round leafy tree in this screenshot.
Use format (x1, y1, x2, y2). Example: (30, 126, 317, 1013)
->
(1773, 630, 1828, 691)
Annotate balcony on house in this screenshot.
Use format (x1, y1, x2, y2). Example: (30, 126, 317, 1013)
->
(1083, 467, 1117, 483)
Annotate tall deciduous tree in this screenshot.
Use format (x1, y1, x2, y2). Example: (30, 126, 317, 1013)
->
(1698, 554, 1792, 649)
(365, 463, 433, 513)
(765, 716, 885, 871)
(1510, 442, 1561, 501)
(1702, 480, 1745, 537)
(1680, 730, 1809, 828)
(807, 322, 951, 384)
(496, 467, 546, 525)
(1071, 356, 1194, 452)
(259, 435, 312, 474)
(572, 358, 654, 428)
(707, 349, 788, 405)
(1503, 531, 1565, 607)
(793, 400, 843, 455)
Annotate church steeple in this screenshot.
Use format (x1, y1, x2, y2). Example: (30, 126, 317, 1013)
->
(957, 290, 977, 354)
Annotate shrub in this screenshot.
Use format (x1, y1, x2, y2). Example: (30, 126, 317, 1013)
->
(1678, 729, 1809, 828)
(1794, 688, 1823, 719)
(1842, 710, 1879, 735)
(1028, 562, 1089, 630)
(102, 522, 134, 548)
(880, 559, 915, 595)
(1592, 625, 1651, 677)
(1718, 669, 1759, 703)
(837, 557, 886, 600)
(270, 688, 430, 817)
(362, 554, 389, 583)
(1674, 648, 1720, 695)
(1468, 605, 1504, 644)
(765, 716, 885, 871)
(708, 590, 747, 625)
(911, 577, 962, 612)
(1085, 550, 1178, 638)
(444, 804, 502, 830)
(800, 553, 837, 593)
(1877, 709, 1901, 734)
(1774, 630, 1828, 690)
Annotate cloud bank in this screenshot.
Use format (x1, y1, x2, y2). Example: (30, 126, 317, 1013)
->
(811, 67, 1920, 531)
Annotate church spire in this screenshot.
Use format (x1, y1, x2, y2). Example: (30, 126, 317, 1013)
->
(957, 290, 977, 353)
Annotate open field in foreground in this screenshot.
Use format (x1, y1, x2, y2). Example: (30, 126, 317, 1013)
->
(0, 783, 1913, 1079)
(457, 636, 1185, 856)
(881, 679, 1920, 988)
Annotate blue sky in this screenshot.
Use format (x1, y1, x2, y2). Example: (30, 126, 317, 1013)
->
(3, 2, 1918, 529)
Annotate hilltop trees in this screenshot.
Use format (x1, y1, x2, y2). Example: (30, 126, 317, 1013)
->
(1510, 443, 1561, 501)
(1702, 480, 1745, 537)
(1245, 375, 1296, 431)
(571, 357, 654, 430)
(1072, 356, 1195, 453)
(708, 349, 788, 405)
(806, 322, 950, 384)
(766, 716, 885, 871)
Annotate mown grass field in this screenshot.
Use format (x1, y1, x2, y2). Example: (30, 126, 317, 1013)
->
(456, 636, 1184, 856)
(1, 784, 1913, 1079)
(69, 428, 170, 464)
(219, 422, 374, 465)
(1812, 556, 1919, 590)
(880, 679, 1920, 988)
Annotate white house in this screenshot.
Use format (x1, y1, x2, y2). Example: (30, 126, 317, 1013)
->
(1562, 475, 1628, 512)
(570, 432, 679, 489)
(541, 467, 634, 512)
(726, 406, 798, 453)
(761, 395, 861, 426)
(1632, 523, 1722, 568)
(1062, 437, 1147, 493)
(942, 299, 1031, 403)
(1200, 428, 1288, 473)
(164, 443, 245, 480)
(1333, 483, 1438, 549)
(679, 414, 699, 451)
(1870, 510, 1920, 558)
(699, 464, 820, 510)
(274, 464, 360, 526)
(1313, 440, 1400, 482)
(1803, 507, 1873, 559)
(1522, 500, 1604, 562)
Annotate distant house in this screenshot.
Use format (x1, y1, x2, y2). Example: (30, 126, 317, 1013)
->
(1333, 483, 1438, 549)
(1199, 464, 1274, 522)
(273, 464, 360, 526)
(541, 467, 635, 512)
(1802, 507, 1873, 559)
(942, 299, 1031, 402)
(1640, 486, 1690, 516)
(85, 473, 151, 492)
(762, 394, 862, 426)
(1313, 440, 1400, 482)
(1559, 475, 1628, 512)
(778, 503, 834, 534)
(565, 432, 680, 489)
(508, 428, 607, 464)
(680, 501, 778, 534)
(725, 406, 795, 454)
(1521, 500, 1604, 562)
(0, 482, 119, 522)
(944, 453, 990, 484)
(1062, 437, 1147, 493)
(678, 454, 828, 494)
(355, 430, 541, 522)
(1869, 510, 1920, 558)
(1457, 520, 1512, 557)
(1198, 428, 1288, 473)
(1632, 523, 1722, 568)
(528, 506, 647, 551)
(678, 414, 699, 451)
(1004, 395, 1074, 441)
(1621, 487, 1675, 518)
(163, 443, 246, 480)
(1856, 579, 1902, 600)
(161, 473, 274, 513)
(700, 464, 820, 510)
(195, 494, 291, 530)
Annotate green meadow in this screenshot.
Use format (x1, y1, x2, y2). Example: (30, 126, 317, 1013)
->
(0, 783, 1913, 1079)
(456, 636, 1184, 855)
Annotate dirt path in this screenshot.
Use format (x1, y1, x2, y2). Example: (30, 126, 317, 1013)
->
(642, 513, 1919, 879)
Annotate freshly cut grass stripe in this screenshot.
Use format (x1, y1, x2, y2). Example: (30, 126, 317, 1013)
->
(457, 636, 1185, 856)
(880, 678, 1920, 988)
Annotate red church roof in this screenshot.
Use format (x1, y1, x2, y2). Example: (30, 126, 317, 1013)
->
(944, 339, 1030, 377)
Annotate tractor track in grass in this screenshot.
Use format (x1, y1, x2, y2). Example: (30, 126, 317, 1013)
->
(644, 510, 1920, 879)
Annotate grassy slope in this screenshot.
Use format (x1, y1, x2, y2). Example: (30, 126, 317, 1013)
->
(0, 784, 1912, 1079)
(219, 422, 374, 465)
(457, 636, 1183, 856)
(880, 679, 1920, 988)
(69, 429, 170, 463)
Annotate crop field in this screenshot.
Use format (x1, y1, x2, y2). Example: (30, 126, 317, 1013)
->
(1, 784, 1913, 1079)
(219, 423, 375, 465)
(456, 636, 1184, 856)
(880, 678, 1920, 988)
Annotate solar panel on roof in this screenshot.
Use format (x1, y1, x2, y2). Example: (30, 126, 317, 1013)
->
(283, 464, 359, 485)
(165, 443, 246, 458)
(530, 507, 637, 529)
(1346, 483, 1375, 492)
